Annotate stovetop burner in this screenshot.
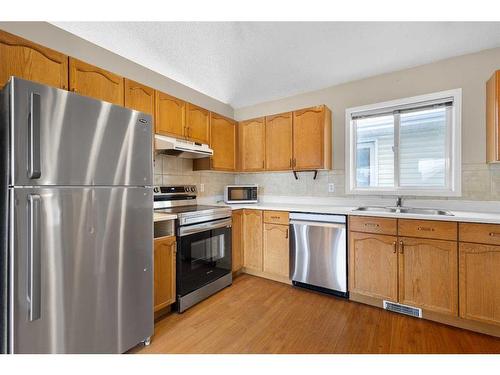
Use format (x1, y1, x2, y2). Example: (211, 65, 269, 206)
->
(153, 185, 231, 225)
(155, 205, 225, 214)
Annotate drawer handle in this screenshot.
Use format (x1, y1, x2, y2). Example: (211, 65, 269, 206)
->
(489, 232, 500, 237)
(417, 227, 435, 232)
(364, 223, 380, 227)
(270, 216, 281, 219)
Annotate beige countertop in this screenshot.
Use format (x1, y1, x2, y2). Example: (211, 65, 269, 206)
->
(153, 212, 177, 222)
(211, 201, 500, 225)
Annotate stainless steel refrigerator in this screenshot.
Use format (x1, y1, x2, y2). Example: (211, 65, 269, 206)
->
(0, 77, 154, 353)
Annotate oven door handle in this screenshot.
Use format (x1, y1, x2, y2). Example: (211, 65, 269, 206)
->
(179, 218, 232, 237)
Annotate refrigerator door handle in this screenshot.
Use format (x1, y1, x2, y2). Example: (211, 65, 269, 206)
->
(28, 92, 41, 179)
(27, 194, 41, 321)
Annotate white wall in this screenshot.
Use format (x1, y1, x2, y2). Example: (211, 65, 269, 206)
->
(234, 47, 500, 169)
(0, 22, 234, 118)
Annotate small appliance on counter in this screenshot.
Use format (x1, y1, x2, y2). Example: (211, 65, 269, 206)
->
(224, 184, 258, 204)
(153, 185, 232, 312)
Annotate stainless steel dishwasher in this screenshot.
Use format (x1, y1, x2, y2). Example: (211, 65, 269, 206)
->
(289, 212, 348, 298)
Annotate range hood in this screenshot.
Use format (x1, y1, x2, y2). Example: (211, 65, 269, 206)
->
(154, 134, 213, 159)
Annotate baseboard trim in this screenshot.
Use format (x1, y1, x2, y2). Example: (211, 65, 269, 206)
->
(241, 267, 292, 285)
(349, 292, 500, 338)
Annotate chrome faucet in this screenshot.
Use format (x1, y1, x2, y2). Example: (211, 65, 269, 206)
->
(396, 196, 403, 208)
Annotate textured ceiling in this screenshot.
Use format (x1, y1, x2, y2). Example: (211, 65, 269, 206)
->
(52, 22, 500, 108)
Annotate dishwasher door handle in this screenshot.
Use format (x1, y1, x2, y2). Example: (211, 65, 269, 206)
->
(289, 220, 346, 229)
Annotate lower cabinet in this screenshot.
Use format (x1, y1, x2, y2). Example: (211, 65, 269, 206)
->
(349, 231, 398, 301)
(263, 223, 289, 278)
(153, 236, 176, 312)
(235, 209, 290, 283)
(231, 210, 244, 273)
(459, 242, 500, 326)
(399, 237, 458, 316)
(242, 209, 263, 271)
(349, 217, 458, 317)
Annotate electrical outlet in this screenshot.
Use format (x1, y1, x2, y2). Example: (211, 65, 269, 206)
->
(200, 183, 205, 193)
(328, 183, 335, 193)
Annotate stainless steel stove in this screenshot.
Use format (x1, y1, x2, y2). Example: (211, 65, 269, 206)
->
(154, 185, 232, 312)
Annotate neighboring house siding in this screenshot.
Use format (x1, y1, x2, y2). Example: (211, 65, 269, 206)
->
(356, 108, 446, 188)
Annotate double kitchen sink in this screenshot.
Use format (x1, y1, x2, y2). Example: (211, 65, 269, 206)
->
(353, 206, 454, 216)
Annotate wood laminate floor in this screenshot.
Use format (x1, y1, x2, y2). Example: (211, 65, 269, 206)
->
(130, 274, 500, 354)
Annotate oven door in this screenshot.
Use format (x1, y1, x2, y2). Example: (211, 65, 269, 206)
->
(177, 218, 232, 297)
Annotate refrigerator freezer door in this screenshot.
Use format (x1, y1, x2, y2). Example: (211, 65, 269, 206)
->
(8, 78, 152, 187)
(10, 187, 153, 353)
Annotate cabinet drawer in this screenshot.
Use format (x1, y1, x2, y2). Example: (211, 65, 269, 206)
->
(349, 216, 397, 236)
(459, 222, 500, 245)
(398, 219, 457, 241)
(263, 210, 289, 225)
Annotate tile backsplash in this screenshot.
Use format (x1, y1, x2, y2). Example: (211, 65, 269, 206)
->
(155, 155, 500, 202)
(154, 154, 236, 198)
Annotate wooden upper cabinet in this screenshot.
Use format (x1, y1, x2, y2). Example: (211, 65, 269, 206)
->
(210, 113, 237, 171)
(486, 71, 500, 163)
(243, 209, 263, 271)
(185, 103, 210, 144)
(124, 79, 155, 115)
(398, 237, 458, 316)
(0, 29, 68, 89)
(232, 210, 244, 273)
(155, 91, 186, 138)
(69, 58, 124, 106)
(239, 117, 266, 171)
(265, 112, 293, 170)
(154, 235, 176, 312)
(349, 231, 398, 301)
(292, 105, 332, 170)
(459, 242, 500, 326)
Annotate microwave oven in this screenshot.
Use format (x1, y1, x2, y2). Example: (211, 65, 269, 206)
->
(224, 184, 258, 204)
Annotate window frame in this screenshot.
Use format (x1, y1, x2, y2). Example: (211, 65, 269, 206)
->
(345, 89, 462, 196)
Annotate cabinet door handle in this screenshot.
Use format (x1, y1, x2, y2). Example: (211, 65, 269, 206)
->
(417, 226, 435, 232)
(399, 240, 404, 254)
(285, 229, 289, 239)
(289, 158, 292, 168)
(393, 241, 397, 254)
(262, 160, 265, 169)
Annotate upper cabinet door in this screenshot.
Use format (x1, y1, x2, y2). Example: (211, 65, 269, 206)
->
(0, 30, 68, 90)
(239, 117, 265, 171)
(486, 71, 500, 163)
(265, 112, 293, 171)
(155, 91, 186, 138)
(210, 113, 237, 171)
(124, 79, 155, 115)
(186, 103, 210, 144)
(69, 58, 124, 106)
(293, 105, 332, 170)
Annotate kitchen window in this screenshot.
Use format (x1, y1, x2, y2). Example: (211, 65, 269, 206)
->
(345, 89, 462, 196)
